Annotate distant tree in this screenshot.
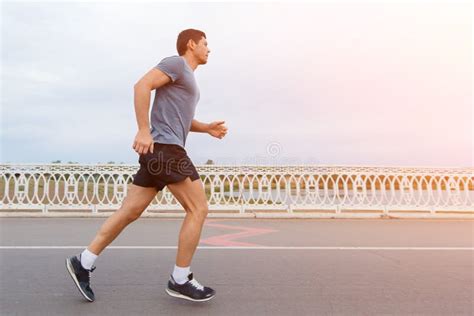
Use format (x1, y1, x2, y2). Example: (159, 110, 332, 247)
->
(205, 159, 214, 165)
(52, 160, 61, 164)
(107, 161, 115, 164)
(67, 161, 78, 164)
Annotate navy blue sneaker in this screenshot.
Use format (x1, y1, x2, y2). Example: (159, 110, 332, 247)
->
(165, 272, 215, 302)
(65, 255, 96, 302)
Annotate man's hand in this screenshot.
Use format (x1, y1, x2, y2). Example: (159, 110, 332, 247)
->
(132, 129, 154, 155)
(207, 121, 228, 139)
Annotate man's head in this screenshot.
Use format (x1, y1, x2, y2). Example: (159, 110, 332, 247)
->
(176, 29, 210, 64)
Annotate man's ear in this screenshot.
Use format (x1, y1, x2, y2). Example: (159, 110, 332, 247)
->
(187, 39, 197, 51)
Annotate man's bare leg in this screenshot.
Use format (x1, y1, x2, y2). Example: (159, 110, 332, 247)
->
(164, 176, 216, 301)
(166, 177, 209, 267)
(87, 183, 158, 255)
(66, 183, 158, 302)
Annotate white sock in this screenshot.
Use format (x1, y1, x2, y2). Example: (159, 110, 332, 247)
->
(80, 248, 98, 270)
(172, 264, 191, 285)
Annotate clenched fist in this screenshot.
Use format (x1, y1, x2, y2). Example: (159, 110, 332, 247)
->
(207, 121, 228, 139)
(133, 129, 154, 155)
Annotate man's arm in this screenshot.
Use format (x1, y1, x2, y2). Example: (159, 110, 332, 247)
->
(191, 119, 228, 139)
(132, 68, 172, 155)
(190, 119, 210, 133)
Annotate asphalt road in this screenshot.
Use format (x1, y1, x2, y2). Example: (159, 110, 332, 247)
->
(0, 218, 473, 315)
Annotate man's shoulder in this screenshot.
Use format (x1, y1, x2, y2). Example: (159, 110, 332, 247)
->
(160, 55, 184, 65)
(155, 55, 186, 82)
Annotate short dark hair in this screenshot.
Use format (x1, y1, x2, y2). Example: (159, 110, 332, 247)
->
(176, 29, 206, 56)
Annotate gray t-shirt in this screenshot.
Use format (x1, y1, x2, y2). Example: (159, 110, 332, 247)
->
(150, 55, 200, 148)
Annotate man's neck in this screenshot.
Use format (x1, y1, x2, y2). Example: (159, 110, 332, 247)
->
(182, 54, 199, 71)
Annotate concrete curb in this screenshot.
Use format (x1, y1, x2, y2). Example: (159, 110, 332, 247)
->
(0, 212, 255, 218)
(0, 211, 473, 219)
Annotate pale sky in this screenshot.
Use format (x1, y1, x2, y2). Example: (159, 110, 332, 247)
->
(1, 0, 472, 166)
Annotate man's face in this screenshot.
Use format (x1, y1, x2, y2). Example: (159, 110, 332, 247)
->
(193, 37, 210, 64)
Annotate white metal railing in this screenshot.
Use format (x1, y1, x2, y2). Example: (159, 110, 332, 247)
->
(0, 164, 473, 215)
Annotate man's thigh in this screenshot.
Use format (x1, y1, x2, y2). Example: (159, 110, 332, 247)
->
(122, 183, 158, 213)
(166, 177, 208, 213)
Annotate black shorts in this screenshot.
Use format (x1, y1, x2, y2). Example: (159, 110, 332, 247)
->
(132, 142, 200, 191)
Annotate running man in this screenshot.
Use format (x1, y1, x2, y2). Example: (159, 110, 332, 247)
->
(66, 29, 227, 303)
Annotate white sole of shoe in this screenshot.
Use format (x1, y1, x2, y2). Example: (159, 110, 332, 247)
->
(165, 288, 215, 302)
(65, 258, 94, 302)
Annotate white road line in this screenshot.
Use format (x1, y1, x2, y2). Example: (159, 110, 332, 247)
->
(0, 246, 473, 250)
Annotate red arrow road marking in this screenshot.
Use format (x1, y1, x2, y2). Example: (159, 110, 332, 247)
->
(200, 221, 278, 247)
